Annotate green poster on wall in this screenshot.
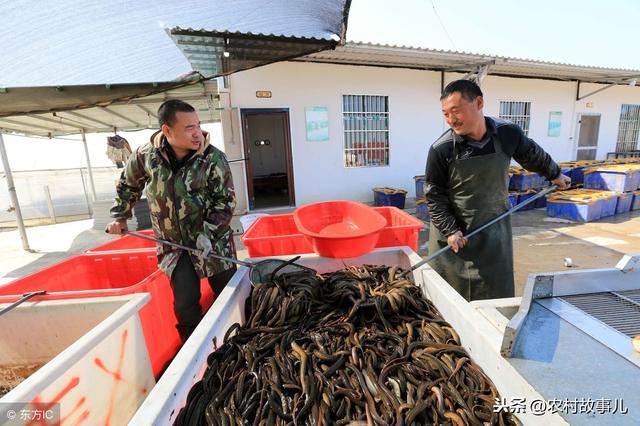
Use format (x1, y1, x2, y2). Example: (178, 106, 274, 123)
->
(305, 106, 329, 141)
(548, 111, 562, 137)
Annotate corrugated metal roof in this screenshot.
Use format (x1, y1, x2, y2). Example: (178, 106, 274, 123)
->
(169, 29, 340, 77)
(298, 42, 640, 84)
(1, 0, 350, 87)
(0, 0, 350, 137)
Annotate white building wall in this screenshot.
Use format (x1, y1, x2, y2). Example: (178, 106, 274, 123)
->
(228, 61, 640, 209)
(230, 62, 442, 207)
(572, 82, 640, 158)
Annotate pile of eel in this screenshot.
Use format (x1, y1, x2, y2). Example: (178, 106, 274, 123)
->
(175, 265, 518, 426)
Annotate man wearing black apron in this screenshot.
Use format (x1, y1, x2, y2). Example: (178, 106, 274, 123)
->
(425, 79, 571, 301)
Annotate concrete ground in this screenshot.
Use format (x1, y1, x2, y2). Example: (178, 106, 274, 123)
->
(1, 208, 639, 297)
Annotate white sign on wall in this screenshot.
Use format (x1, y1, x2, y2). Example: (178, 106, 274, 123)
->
(305, 106, 329, 141)
(548, 111, 562, 137)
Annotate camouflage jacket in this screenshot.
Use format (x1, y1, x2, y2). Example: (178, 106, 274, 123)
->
(110, 130, 236, 277)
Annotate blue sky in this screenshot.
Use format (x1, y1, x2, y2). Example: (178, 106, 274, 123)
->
(348, 0, 640, 70)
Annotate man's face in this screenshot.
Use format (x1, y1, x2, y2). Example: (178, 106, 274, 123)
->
(441, 92, 484, 136)
(162, 111, 204, 151)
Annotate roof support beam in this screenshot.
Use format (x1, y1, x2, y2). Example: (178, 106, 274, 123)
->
(62, 111, 114, 128)
(0, 117, 57, 132)
(576, 80, 617, 101)
(26, 114, 85, 131)
(136, 104, 158, 119)
(97, 107, 141, 128)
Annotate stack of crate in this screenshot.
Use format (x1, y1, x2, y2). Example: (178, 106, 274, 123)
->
(508, 167, 549, 211)
(584, 164, 640, 215)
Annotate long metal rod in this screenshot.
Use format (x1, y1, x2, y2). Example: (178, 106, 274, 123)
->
(0, 132, 31, 251)
(0, 291, 47, 317)
(122, 230, 253, 267)
(408, 185, 558, 273)
(81, 130, 97, 204)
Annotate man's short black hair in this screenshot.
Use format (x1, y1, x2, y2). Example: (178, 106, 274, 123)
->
(157, 99, 196, 127)
(440, 79, 483, 102)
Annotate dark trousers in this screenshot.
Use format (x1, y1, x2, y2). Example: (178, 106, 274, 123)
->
(170, 251, 236, 342)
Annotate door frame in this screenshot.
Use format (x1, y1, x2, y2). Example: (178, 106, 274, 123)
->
(240, 108, 296, 210)
(574, 112, 601, 160)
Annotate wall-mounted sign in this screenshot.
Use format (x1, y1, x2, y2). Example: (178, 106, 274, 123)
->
(548, 111, 562, 137)
(305, 106, 329, 141)
(256, 91, 272, 98)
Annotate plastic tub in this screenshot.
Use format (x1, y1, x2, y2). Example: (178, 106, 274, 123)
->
(0, 294, 154, 425)
(0, 253, 213, 378)
(372, 187, 407, 209)
(293, 201, 387, 258)
(242, 207, 421, 257)
(131, 248, 558, 426)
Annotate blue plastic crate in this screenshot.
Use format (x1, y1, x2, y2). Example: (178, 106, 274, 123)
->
(414, 175, 426, 198)
(546, 199, 602, 222)
(516, 191, 537, 211)
(373, 188, 407, 209)
(633, 191, 640, 211)
(415, 198, 429, 221)
(568, 167, 585, 185)
(616, 192, 633, 214)
(599, 194, 618, 218)
(508, 193, 518, 208)
(584, 170, 640, 192)
(534, 190, 548, 209)
(509, 173, 542, 191)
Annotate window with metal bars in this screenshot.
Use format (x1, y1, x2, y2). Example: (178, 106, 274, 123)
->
(616, 104, 640, 152)
(499, 101, 531, 136)
(342, 95, 389, 167)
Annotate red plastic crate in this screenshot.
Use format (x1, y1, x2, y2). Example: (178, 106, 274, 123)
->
(86, 229, 156, 253)
(0, 252, 213, 378)
(375, 207, 423, 251)
(241, 213, 313, 257)
(241, 206, 422, 257)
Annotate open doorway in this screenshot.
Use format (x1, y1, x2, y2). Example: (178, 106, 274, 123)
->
(575, 114, 601, 160)
(241, 109, 295, 210)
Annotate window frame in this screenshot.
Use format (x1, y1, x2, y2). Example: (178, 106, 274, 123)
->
(341, 94, 391, 168)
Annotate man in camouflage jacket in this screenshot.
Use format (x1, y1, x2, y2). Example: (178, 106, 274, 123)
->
(106, 99, 236, 342)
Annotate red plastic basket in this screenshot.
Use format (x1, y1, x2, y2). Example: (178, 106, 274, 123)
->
(374, 207, 422, 251)
(240, 213, 313, 257)
(0, 252, 213, 378)
(242, 207, 422, 257)
(293, 201, 387, 258)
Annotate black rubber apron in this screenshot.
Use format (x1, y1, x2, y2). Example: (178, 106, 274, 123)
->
(428, 134, 515, 301)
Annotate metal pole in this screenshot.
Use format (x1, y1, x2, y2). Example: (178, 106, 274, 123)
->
(81, 130, 97, 204)
(79, 168, 93, 215)
(0, 132, 31, 251)
(43, 185, 56, 223)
